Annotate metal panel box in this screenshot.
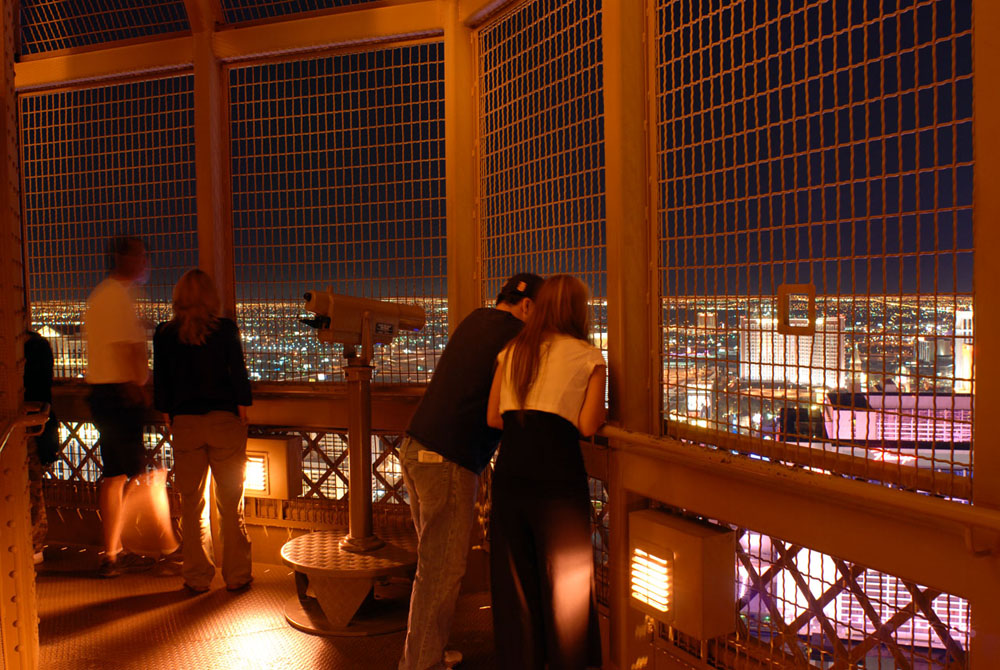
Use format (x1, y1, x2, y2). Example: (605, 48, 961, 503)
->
(629, 509, 736, 640)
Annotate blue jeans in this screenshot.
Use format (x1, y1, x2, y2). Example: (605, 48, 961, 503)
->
(398, 436, 479, 670)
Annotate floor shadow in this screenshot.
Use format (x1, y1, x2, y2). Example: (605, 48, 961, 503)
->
(38, 585, 199, 642)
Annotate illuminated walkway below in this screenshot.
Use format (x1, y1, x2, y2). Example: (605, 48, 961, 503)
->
(36, 545, 495, 669)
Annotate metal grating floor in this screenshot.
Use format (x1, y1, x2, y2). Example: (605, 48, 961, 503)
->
(36, 545, 495, 669)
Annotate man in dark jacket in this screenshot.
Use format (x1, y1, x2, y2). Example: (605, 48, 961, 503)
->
(398, 273, 543, 670)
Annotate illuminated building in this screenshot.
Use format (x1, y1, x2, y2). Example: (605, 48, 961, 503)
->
(955, 309, 974, 393)
(738, 316, 846, 389)
(822, 391, 973, 447)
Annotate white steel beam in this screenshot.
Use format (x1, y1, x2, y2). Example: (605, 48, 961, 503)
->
(185, 0, 234, 314)
(14, 36, 193, 90)
(972, 0, 1000, 665)
(212, 1, 442, 62)
(0, 1, 38, 667)
(442, 0, 480, 327)
(601, 3, 656, 669)
(458, 0, 515, 27)
(606, 425, 999, 601)
(13, 1, 440, 91)
(183, 0, 223, 32)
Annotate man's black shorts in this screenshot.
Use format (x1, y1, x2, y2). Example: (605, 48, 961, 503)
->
(87, 384, 146, 479)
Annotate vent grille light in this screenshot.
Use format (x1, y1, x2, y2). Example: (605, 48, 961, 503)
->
(631, 547, 672, 613)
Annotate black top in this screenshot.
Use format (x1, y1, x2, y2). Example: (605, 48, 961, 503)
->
(24, 331, 53, 404)
(24, 331, 59, 465)
(153, 318, 252, 419)
(407, 307, 524, 474)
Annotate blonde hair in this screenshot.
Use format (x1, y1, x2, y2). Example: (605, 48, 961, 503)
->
(505, 275, 592, 409)
(171, 269, 220, 345)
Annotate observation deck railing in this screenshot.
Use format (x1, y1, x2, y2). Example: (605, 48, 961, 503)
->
(40, 380, 986, 669)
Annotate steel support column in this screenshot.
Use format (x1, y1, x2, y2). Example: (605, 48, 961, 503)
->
(602, 2, 655, 669)
(603, 0, 655, 435)
(443, 0, 479, 326)
(971, 0, 1000, 665)
(185, 0, 234, 315)
(0, 1, 36, 667)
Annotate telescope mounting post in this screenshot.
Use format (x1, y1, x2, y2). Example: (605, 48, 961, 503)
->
(340, 311, 385, 553)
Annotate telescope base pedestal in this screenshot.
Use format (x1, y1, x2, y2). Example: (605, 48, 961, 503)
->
(280, 527, 417, 637)
(340, 533, 386, 553)
(283, 579, 412, 637)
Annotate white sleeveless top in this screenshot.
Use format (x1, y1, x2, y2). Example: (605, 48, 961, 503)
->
(497, 334, 606, 430)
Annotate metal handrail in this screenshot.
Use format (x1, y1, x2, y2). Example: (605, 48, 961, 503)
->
(598, 424, 1000, 537)
(0, 402, 50, 459)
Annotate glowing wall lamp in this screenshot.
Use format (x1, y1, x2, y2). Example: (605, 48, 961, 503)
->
(629, 509, 736, 640)
(244, 437, 301, 499)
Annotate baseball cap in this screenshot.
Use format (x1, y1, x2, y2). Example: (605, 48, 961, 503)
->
(496, 273, 544, 305)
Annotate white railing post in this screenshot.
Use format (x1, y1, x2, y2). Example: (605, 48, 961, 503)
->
(603, 1, 656, 668)
(972, 0, 1000, 665)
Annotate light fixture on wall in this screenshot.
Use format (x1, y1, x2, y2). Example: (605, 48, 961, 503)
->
(244, 437, 301, 499)
(629, 509, 736, 640)
(631, 546, 672, 615)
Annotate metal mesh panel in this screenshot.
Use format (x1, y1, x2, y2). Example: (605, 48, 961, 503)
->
(660, 526, 968, 669)
(589, 475, 609, 608)
(252, 428, 406, 503)
(49, 421, 173, 483)
(478, 0, 607, 335)
(19, 0, 190, 57)
(20, 75, 198, 379)
(229, 43, 447, 384)
(655, 0, 974, 495)
(221, 0, 383, 25)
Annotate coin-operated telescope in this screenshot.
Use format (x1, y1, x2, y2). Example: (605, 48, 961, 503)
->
(299, 290, 425, 557)
(302, 290, 425, 361)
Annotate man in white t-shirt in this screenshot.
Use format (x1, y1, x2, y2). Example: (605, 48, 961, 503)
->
(84, 237, 154, 578)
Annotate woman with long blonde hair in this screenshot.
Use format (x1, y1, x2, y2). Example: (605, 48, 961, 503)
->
(153, 268, 253, 593)
(487, 274, 606, 669)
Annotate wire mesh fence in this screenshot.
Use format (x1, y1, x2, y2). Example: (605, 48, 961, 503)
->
(18, 0, 190, 57)
(229, 43, 447, 384)
(20, 74, 198, 379)
(653, 0, 974, 497)
(477, 0, 607, 344)
(220, 0, 382, 25)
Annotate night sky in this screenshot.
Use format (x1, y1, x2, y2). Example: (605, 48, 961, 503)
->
(19, 0, 974, 313)
(658, 0, 973, 297)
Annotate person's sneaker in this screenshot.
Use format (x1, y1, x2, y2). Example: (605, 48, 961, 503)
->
(32, 551, 44, 566)
(183, 583, 210, 595)
(98, 556, 121, 578)
(443, 650, 463, 668)
(116, 552, 156, 573)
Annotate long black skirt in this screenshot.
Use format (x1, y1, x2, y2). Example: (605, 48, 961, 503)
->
(490, 410, 602, 670)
